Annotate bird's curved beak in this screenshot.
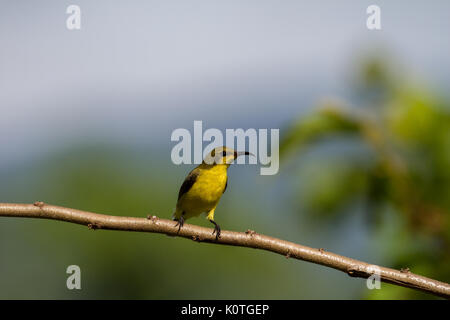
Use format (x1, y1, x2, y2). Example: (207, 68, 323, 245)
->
(234, 151, 255, 158)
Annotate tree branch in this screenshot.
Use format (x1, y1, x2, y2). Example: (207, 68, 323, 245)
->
(1, 202, 449, 299)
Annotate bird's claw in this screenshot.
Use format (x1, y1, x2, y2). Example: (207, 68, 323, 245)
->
(212, 223, 221, 240)
(174, 216, 184, 233)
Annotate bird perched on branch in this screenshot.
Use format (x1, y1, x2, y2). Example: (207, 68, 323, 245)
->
(173, 146, 253, 239)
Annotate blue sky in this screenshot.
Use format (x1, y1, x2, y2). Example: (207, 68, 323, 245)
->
(1, 1, 449, 166)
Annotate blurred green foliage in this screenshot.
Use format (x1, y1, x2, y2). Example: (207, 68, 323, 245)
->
(281, 57, 450, 299)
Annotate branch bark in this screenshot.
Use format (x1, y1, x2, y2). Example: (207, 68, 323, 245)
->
(1, 202, 449, 299)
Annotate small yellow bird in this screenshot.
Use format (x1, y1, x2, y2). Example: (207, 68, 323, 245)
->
(173, 146, 252, 239)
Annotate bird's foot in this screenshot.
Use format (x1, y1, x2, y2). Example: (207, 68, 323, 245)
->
(210, 220, 221, 240)
(174, 216, 184, 233)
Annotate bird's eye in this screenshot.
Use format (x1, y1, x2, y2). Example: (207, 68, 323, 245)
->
(222, 151, 227, 156)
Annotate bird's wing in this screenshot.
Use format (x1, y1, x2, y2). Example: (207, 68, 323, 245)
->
(223, 178, 228, 193)
(177, 168, 200, 200)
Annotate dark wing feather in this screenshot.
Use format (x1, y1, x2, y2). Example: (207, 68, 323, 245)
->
(178, 168, 200, 200)
(223, 178, 228, 194)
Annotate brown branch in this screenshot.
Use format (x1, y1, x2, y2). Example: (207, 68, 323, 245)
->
(1, 202, 449, 299)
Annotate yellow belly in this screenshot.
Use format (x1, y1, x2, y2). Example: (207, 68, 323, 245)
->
(176, 165, 227, 219)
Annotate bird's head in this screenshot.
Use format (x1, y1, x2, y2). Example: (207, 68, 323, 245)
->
(203, 146, 253, 166)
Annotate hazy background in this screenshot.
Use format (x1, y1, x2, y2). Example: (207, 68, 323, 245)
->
(1, 1, 449, 299)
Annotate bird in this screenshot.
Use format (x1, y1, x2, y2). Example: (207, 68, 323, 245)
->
(172, 146, 253, 239)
